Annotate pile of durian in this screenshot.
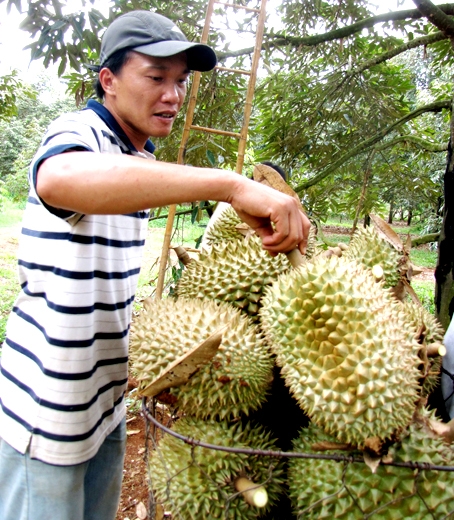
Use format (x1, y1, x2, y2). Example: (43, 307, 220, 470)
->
(129, 208, 453, 519)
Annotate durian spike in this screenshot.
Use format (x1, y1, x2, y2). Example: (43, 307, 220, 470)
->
(139, 325, 227, 397)
(234, 477, 268, 508)
(428, 417, 454, 444)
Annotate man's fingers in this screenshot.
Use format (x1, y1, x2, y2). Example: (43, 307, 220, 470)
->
(232, 181, 311, 255)
(299, 237, 308, 255)
(259, 213, 303, 253)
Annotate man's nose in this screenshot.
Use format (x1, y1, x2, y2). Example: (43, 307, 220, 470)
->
(161, 83, 180, 103)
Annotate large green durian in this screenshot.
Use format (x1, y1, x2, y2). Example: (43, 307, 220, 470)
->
(130, 297, 273, 419)
(398, 300, 445, 395)
(203, 205, 245, 246)
(288, 410, 454, 519)
(150, 417, 286, 519)
(259, 256, 422, 447)
(343, 225, 403, 288)
(176, 235, 290, 318)
(304, 225, 324, 260)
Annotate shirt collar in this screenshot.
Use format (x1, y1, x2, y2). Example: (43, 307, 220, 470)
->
(85, 99, 156, 154)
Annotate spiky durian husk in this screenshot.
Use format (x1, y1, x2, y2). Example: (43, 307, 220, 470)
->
(130, 297, 273, 419)
(150, 417, 286, 519)
(343, 225, 402, 288)
(398, 300, 445, 395)
(204, 205, 245, 245)
(259, 256, 421, 446)
(288, 410, 454, 519)
(305, 225, 324, 260)
(176, 235, 290, 318)
(399, 300, 445, 346)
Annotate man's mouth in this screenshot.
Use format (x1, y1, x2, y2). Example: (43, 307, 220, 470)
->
(155, 112, 175, 119)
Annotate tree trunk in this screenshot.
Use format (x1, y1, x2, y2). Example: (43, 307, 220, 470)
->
(407, 208, 413, 226)
(352, 150, 375, 232)
(388, 198, 394, 224)
(435, 131, 454, 330)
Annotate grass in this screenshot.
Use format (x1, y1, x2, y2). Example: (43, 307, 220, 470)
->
(409, 248, 437, 269)
(411, 280, 436, 314)
(0, 199, 23, 228)
(0, 211, 22, 345)
(0, 199, 22, 345)
(0, 257, 20, 345)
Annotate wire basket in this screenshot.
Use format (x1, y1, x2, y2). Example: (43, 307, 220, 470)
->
(141, 398, 454, 520)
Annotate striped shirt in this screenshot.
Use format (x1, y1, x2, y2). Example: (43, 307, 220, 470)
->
(0, 100, 155, 465)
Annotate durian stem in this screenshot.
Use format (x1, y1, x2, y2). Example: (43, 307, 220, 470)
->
(426, 343, 446, 357)
(172, 245, 193, 266)
(286, 248, 305, 268)
(234, 477, 268, 508)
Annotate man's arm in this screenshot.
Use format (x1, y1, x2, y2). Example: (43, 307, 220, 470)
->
(36, 152, 310, 254)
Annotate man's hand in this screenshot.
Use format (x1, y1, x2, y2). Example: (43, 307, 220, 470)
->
(229, 176, 311, 255)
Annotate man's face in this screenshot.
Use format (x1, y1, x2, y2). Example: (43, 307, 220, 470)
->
(102, 51, 190, 148)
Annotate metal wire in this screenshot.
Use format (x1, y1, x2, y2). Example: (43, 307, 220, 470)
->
(142, 398, 454, 472)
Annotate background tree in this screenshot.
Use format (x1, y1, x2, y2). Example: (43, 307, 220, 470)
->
(0, 70, 35, 120)
(0, 74, 76, 202)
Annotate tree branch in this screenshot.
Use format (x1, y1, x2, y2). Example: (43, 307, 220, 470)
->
(376, 135, 448, 152)
(294, 100, 452, 193)
(412, 0, 454, 37)
(216, 4, 454, 60)
(348, 32, 446, 77)
(412, 232, 440, 246)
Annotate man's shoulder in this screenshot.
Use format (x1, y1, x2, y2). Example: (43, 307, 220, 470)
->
(42, 105, 114, 153)
(49, 105, 107, 131)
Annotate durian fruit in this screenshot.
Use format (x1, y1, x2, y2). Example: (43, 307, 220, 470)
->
(398, 300, 445, 396)
(176, 235, 290, 318)
(203, 205, 246, 246)
(259, 255, 422, 447)
(343, 225, 403, 288)
(150, 417, 286, 520)
(288, 410, 454, 519)
(130, 297, 273, 420)
(304, 225, 324, 260)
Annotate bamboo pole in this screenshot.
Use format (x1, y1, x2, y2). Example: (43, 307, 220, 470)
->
(190, 125, 241, 138)
(235, 0, 268, 173)
(156, 0, 269, 295)
(155, 0, 217, 299)
(215, 65, 251, 75)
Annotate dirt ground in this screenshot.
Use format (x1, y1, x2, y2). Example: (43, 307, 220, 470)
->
(0, 222, 436, 520)
(116, 409, 150, 520)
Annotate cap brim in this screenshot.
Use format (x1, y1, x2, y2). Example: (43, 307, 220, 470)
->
(133, 40, 217, 72)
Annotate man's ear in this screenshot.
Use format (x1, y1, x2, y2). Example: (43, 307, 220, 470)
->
(99, 68, 116, 96)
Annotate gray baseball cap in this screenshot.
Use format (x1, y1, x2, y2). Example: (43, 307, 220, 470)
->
(96, 11, 217, 72)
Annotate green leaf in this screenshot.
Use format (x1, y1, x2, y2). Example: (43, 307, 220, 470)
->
(206, 149, 216, 166)
(190, 205, 199, 224)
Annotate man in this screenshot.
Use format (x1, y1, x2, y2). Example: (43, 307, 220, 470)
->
(0, 10, 310, 520)
(442, 318, 454, 418)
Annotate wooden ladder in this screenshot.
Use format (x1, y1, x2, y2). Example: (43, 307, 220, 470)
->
(156, 0, 268, 297)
